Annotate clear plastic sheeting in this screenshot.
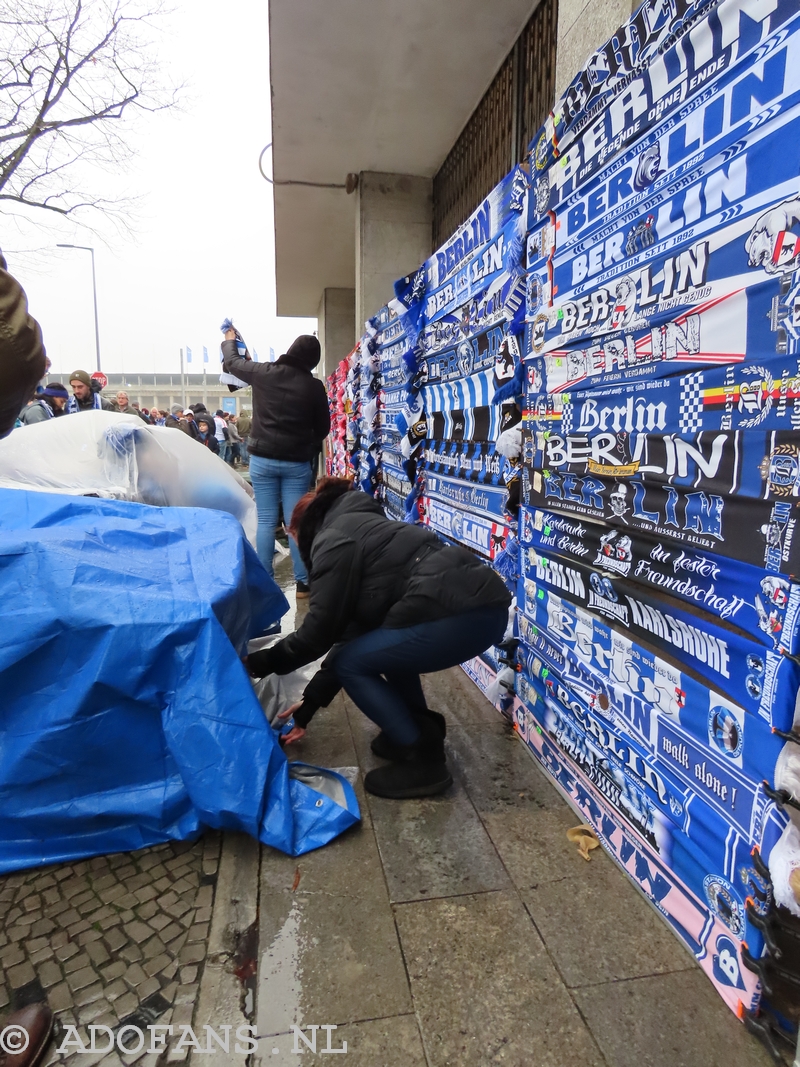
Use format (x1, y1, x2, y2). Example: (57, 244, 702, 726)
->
(0, 489, 359, 873)
(0, 411, 257, 544)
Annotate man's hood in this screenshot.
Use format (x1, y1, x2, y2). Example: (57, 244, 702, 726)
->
(279, 335, 321, 371)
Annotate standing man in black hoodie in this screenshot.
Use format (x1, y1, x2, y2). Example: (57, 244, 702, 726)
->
(221, 332, 330, 597)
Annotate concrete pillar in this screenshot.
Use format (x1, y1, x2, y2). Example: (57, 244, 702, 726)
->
(317, 287, 356, 380)
(355, 172, 432, 334)
(555, 0, 637, 100)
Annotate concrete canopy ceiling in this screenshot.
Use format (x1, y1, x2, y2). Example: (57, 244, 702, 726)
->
(269, 0, 539, 316)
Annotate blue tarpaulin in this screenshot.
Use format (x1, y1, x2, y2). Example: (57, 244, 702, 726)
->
(0, 489, 359, 872)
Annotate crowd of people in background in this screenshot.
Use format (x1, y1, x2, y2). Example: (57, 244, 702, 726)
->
(16, 366, 251, 469)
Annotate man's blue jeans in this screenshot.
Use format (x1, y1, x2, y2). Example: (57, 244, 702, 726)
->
(333, 605, 508, 745)
(249, 456, 312, 582)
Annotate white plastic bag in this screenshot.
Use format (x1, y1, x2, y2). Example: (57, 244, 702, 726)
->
(0, 411, 257, 545)
(485, 666, 515, 706)
(775, 742, 800, 807)
(769, 819, 800, 917)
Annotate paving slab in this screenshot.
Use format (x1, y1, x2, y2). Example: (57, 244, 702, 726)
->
(344, 695, 513, 904)
(253, 1014, 426, 1066)
(255, 888, 412, 1038)
(395, 890, 605, 1067)
(366, 785, 513, 904)
(574, 969, 774, 1067)
(256, 798, 412, 1037)
(448, 720, 567, 815)
(519, 853, 694, 987)
(260, 778, 377, 899)
(479, 803, 590, 890)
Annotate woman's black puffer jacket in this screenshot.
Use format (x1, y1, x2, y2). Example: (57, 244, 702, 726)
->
(260, 486, 511, 677)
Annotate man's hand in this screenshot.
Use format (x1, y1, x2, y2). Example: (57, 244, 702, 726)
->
(224, 328, 237, 341)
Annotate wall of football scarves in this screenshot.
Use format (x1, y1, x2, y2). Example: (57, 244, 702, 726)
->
(325, 0, 800, 1028)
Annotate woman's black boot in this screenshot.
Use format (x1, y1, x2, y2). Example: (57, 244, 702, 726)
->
(364, 715, 452, 799)
(370, 709, 446, 761)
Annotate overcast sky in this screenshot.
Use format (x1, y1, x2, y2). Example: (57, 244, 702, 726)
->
(3, 0, 316, 379)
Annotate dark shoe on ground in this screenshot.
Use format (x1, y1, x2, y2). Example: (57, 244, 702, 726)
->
(364, 759, 453, 798)
(0, 1003, 54, 1067)
(370, 708, 446, 760)
(370, 733, 407, 761)
(364, 713, 452, 798)
(296, 581, 310, 599)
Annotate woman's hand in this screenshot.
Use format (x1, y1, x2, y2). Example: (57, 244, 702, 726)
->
(278, 700, 303, 722)
(281, 725, 307, 745)
(242, 655, 260, 677)
(277, 702, 306, 745)
(244, 648, 274, 678)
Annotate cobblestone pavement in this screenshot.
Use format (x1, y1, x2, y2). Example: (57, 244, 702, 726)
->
(0, 833, 221, 1067)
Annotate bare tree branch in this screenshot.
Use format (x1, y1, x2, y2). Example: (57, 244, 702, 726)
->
(0, 0, 179, 224)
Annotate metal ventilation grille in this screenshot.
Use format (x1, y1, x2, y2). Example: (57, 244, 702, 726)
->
(432, 60, 513, 251)
(516, 0, 559, 164)
(432, 0, 558, 249)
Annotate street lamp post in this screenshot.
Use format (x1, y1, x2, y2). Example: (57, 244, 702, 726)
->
(57, 244, 101, 373)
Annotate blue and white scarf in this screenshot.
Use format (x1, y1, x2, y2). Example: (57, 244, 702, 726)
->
(67, 392, 102, 414)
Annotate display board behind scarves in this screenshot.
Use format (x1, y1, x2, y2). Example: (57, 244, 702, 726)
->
(516, 0, 800, 1023)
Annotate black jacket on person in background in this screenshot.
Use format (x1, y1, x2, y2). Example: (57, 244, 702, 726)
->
(195, 417, 220, 453)
(73, 393, 115, 412)
(165, 413, 199, 439)
(250, 487, 512, 723)
(221, 336, 330, 462)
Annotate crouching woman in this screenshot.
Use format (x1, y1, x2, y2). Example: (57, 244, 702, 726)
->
(247, 478, 511, 799)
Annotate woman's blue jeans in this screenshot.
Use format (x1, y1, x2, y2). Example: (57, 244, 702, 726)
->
(249, 456, 312, 582)
(333, 605, 508, 746)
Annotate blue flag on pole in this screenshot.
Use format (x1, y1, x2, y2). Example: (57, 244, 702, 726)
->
(253, 349, 259, 363)
(186, 347, 192, 363)
(203, 346, 208, 364)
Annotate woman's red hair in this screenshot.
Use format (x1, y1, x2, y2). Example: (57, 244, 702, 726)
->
(288, 477, 354, 538)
